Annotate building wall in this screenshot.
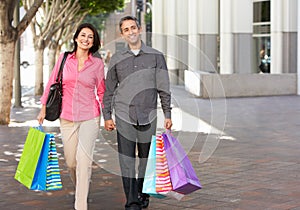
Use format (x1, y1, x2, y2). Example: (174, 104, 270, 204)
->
(151, 0, 298, 78)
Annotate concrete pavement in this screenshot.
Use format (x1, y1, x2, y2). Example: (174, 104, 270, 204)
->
(1, 85, 300, 209)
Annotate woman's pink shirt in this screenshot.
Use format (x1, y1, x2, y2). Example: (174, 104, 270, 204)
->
(40, 52, 105, 122)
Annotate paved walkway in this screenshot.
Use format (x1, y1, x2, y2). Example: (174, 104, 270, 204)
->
(1, 85, 300, 210)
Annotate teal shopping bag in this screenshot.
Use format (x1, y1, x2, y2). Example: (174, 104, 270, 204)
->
(15, 127, 46, 189)
(142, 135, 165, 198)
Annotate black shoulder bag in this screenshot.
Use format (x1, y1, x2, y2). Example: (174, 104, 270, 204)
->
(45, 52, 69, 121)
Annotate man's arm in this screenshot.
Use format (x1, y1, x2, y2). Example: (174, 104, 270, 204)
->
(156, 53, 172, 128)
(102, 57, 118, 121)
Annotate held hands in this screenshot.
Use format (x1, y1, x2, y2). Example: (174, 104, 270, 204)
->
(37, 105, 46, 125)
(104, 118, 171, 131)
(104, 119, 116, 131)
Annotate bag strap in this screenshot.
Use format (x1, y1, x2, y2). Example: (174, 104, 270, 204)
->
(55, 51, 70, 83)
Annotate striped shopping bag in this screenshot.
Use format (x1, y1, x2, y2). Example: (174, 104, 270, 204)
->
(46, 135, 62, 191)
(155, 135, 172, 193)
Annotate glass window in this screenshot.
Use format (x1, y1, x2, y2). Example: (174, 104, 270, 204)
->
(253, 0, 270, 73)
(253, 1, 270, 23)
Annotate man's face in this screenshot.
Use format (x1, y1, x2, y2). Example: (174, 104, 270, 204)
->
(120, 19, 141, 46)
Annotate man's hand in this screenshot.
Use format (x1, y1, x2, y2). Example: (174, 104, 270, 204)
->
(104, 119, 116, 131)
(164, 118, 172, 130)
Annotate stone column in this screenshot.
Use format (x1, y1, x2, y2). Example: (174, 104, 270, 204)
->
(165, 0, 179, 84)
(152, 0, 165, 53)
(282, 0, 297, 74)
(188, 0, 200, 71)
(176, 0, 188, 84)
(198, 0, 219, 73)
(297, 2, 300, 95)
(219, 0, 234, 74)
(271, 0, 283, 74)
(231, 0, 253, 74)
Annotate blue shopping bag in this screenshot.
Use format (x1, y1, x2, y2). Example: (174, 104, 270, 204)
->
(30, 130, 51, 190)
(142, 135, 165, 198)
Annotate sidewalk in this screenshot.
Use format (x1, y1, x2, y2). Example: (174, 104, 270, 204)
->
(1, 85, 300, 210)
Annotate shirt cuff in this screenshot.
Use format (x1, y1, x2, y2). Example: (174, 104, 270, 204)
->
(164, 111, 171, 119)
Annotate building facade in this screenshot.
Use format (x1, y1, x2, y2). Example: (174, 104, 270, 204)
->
(152, 0, 297, 74)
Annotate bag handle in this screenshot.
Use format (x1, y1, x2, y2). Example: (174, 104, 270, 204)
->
(165, 129, 171, 135)
(55, 51, 70, 83)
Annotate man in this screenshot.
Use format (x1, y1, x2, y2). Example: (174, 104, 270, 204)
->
(103, 16, 172, 210)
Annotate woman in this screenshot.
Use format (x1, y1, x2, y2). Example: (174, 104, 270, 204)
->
(37, 23, 105, 210)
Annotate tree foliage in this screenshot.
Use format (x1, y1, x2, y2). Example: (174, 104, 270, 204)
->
(79, 0, 124, 14)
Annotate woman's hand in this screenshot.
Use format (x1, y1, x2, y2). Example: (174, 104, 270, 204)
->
(104, 119, 116, 131)
(37, 105, 46, 125)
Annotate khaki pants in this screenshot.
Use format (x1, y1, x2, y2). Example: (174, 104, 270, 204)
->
(60, 117, 100, 210)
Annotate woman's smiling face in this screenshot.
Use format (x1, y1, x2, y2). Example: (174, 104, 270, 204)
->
(75, 27, 94, 50)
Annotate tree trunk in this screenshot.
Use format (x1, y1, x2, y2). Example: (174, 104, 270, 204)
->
(48, 41, 58, 77)
(0, 0, 44, 125)
(0, 41, 16, 124)
(14, 4, 22, 108)
(34, 48, 44, 95)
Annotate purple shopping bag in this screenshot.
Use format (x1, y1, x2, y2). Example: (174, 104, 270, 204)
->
(162, 132, 201, 194)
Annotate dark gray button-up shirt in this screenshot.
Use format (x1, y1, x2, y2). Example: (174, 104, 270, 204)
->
(103, 42, 171, 125)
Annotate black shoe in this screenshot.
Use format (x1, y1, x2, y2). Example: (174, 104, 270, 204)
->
(138, 194, 150, 208)
(125, 204, 142, 210)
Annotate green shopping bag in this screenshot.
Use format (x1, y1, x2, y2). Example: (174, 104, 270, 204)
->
(15, 127, 46, 189)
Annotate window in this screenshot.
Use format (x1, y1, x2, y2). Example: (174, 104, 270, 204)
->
(253, 0, 270, 73)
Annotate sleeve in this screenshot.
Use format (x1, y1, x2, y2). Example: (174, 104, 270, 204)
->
(102, 55, 119, 120)
(96, 59, 106, 110)
(40, 53, 65, 105)
(156, 53, 172, 119)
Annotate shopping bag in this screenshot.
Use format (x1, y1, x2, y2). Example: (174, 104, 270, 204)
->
(156, 135, 184, 200)
(14, 127, 46, 189)
(15, 126, 62, 191)
(30, 130, 51, 190)
(46, 137, 63, 190)
(163, 132, 202, 194)
(142, 135, 165, 198)
(155, 135, 172, 193)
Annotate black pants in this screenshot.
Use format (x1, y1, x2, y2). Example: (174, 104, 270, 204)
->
(116, 117, 157, 209)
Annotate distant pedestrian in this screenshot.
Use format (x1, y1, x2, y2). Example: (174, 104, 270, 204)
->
(104, 50, 111, 65)
(37, 23, 105, 210)
(103, 16, 172, 210)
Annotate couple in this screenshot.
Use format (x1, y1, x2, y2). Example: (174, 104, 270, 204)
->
(37, 16, 172, 210)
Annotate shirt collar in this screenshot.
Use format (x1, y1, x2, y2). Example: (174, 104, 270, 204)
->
(69, 51, 93, 61)
(122, 41, 153, 55)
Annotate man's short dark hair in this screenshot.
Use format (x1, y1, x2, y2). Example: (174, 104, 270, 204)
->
(119, 16, 141, 33)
